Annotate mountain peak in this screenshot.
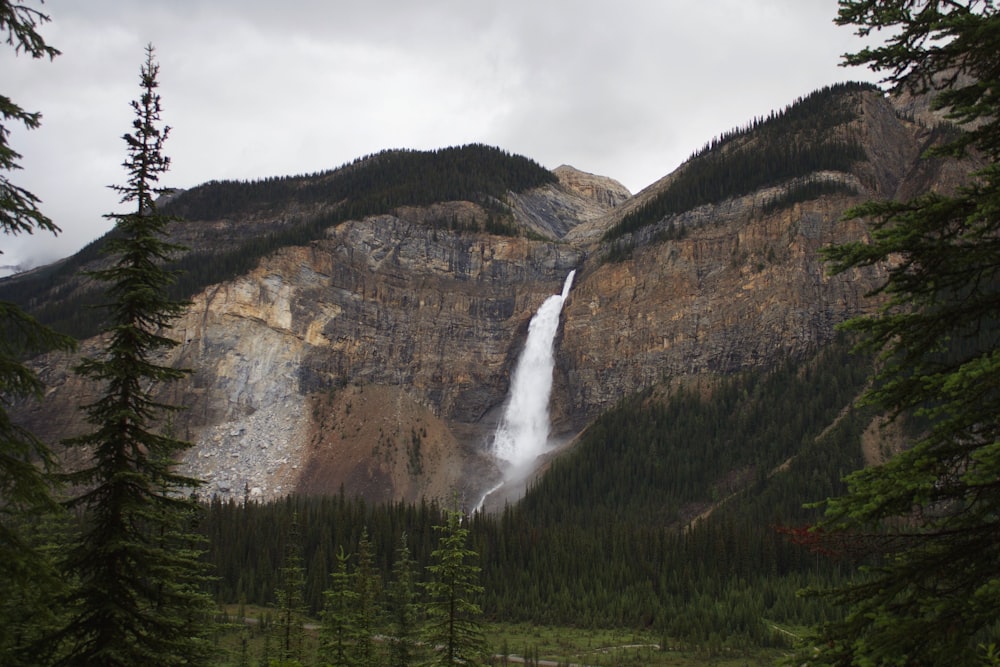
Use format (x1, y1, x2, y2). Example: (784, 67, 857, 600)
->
(553, 165, 631, 208)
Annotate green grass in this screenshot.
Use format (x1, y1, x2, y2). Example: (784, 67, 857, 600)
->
(485, 622, 788, 666)
(207, 606, 790, 666)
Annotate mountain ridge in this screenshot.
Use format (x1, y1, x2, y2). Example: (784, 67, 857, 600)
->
(7, 81, 973, 508)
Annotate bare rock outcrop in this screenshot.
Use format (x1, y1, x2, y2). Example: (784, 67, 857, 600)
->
(553, 165, 631, 208)
(14, 86, 975, 507)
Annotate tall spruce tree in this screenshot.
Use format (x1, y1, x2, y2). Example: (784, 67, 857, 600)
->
(809, 2, 1000, 665)
(320, 545, 359, 667)
(0, 3, 75, 664)
(387, 533, 420, 667)
(56, 44, 214, 667)
(422, 508, 488, 667)
(274, 514, 307, 665)
(353, 527, 382, 667)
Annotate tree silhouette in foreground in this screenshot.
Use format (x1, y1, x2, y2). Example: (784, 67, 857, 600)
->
(56, 45, 214, 667)
(274, 514, 307, 665)
(810, 2, 1000, 665)
(422, 508, 488, 667)
(319, 545, 358, 667)
(0, 3, 75, 663)
(387, 533, 421, 667)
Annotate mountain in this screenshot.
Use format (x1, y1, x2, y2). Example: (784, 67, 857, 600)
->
(5, 83, 971, 508)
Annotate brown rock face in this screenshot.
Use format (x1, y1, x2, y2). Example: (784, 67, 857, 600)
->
(171, 212, 585, 503)
(20, 206, 586, 504)
(552, 165, 631, 208)
(556, 193, 880, 427)
(14, 87, 971, 507)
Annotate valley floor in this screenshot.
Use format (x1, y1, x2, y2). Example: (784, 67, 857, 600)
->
(214, 606, 790, 666)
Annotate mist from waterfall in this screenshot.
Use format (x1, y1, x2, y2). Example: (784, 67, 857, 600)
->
(491, 270, 576, 471)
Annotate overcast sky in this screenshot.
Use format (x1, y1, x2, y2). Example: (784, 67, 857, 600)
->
(2, 0, 879, 274)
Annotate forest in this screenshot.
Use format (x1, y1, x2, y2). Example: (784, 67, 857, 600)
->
(602, 82, 876, 242)
(1, 334, 877, 665)
(197, 337, 875, 660)
(7, 0, 1000, 663)
(1, 73, 888, 654)
(0, 144, 556, 342)
(161, 144, 557, 222)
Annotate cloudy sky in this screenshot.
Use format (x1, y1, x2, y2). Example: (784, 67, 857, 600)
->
(2, 0, 879, 273)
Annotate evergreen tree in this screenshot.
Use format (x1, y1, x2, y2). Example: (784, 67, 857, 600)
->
(810, 2, 1000, 665)
(55, 44, 214, 667)
(274, 514, 307, 664)
(320, 545, 359, 667)
(0, 0, 59, 240)
(422, 508, 488, 667)
(0, 511, 72, 667)
(353, 527, 382, 667)
(0, 4, 75, 662)
(387, 533, 420, 667)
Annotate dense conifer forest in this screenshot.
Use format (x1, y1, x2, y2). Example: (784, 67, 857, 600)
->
(7, 0, 1000, 662)
(163, 144, 557, 221)
(198, 338, 873, 653)
(0, 144, 556, 341)
(1, 83, 880, 340)
(603, 82, 877, 242)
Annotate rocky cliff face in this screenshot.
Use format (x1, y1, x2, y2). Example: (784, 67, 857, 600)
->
(14, 87, 971, 508)
(20, 195, 588, 505)
(556, 188, 876, 424)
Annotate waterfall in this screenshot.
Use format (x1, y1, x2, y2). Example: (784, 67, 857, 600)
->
(491, 270, 576, 469)
(473, 270, 576, 513)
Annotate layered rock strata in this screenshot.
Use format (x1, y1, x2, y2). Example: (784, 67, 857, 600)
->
(14, 89, 972, 505)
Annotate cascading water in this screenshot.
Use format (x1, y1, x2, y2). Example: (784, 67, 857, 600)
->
(476, 270, 575, 511)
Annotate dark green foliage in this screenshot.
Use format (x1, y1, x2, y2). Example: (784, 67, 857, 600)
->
(422, 508, 488, 667)
(318, 545, 358, 667)
(807, 2, 1000, 665)
(201, 494, 441, 617)
(313, 519, 466, 667)
(0, 510, 72, 667)
(352, 528, 381, 667)
(163, 144, 556, 222)
(274, 515, 307, 664)
(56, 45, 215, 667)
(0, 301, 73, 544)
(603, 82, 875, 242)
(0, 143, 555, 341)
(517, 340, 869, 530)
(200, 339, 874, 652)
(484, 213, 521, 236)
(386, 533, 420, 667)
(0, 0, 60, 240)
(0, 5, 76, 663)
(407, 428, 423, 476)
(687, 81, 874, 161)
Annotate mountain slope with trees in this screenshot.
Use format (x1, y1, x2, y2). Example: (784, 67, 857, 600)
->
(805, 2, 1000, 665)
(4, 0, 999, 664)
(603, 82, 875, 243)
(7, 73, 967, 508)
(0, 144, 557, 341)
(196, 338, 874, 657)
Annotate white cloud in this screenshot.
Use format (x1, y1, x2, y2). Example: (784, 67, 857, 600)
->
(0, 0, 878, 271)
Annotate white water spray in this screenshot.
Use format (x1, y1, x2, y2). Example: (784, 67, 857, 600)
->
(490, 269, 575, 472)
